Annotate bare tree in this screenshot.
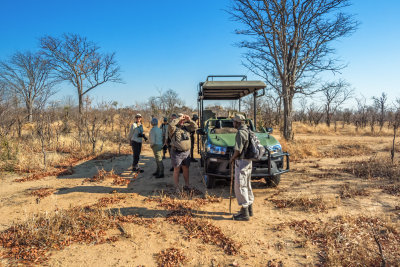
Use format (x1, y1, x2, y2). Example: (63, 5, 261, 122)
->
(373, 92, 388, 131)
(321, 80, 353, 127)
(355, 95, 368, 130)
(148, 89, 184, 117)
(40, 33, 122, 116)
(230, 0, 358, 140)
(0, 51, 56, 122)
(163, 89, 184, 116)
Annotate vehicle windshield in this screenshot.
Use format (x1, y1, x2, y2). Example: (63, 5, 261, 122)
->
(206, 119, 254, 133)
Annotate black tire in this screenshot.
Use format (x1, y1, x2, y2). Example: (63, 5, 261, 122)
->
(205, 175, 215, 189)
(265, 174, 280, 187)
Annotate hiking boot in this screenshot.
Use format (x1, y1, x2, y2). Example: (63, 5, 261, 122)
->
(155, 173, 164, 179)
(152, 171, 158, 176)
(233, 207, 250, 221)
(248, 204, 253, 217)
(133, 167, 144, 173)
(183, 185, 191, 192)
(170, 167, 174, 172)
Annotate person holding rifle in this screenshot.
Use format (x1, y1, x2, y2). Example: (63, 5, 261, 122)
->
(229, 114, 253, 221)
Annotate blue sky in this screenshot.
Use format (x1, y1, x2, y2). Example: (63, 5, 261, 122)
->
(0, 0, 399, 109)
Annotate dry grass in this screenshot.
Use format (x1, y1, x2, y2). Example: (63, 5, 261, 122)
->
(1, 131, 132, 174)
(338, 184, 370, 199)
(0, 207, 116, 265)
(279, 216, 400, 266)
(147, 196, 241, 255)
(322, 143, 372, 158)
(83, 168, 131, 186)
(267, 196, 339, 213)
(30, 187, 56, 200)
(293, 122, 395, 137)
(344, 157, 400, 181)
(0, 194, 153, 265)
(379, 184, 400, 196)
(280, 139, 320, 161)
(155, 248, 187, 267)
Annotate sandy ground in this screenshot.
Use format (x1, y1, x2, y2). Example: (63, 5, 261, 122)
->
(0, 134, 399, 266)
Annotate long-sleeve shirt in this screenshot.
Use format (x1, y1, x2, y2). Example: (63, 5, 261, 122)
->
(168, 118, 198, 151)
(128, 123, 144, 143)
(149, 126, 163, 147)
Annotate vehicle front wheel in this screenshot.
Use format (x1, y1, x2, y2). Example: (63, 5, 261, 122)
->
(265, 174, 280, 187)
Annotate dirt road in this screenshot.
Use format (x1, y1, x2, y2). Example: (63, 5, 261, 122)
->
(1, 135, 399, 266)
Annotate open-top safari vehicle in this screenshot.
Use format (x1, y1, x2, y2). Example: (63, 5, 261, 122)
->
(196, 75, 290, 188)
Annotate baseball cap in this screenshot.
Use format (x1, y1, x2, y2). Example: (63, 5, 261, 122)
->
(151, 118, 158, 125)
(135, 113, 142, 118)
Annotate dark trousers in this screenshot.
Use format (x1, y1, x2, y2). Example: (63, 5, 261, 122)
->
(131, 140, 142, 168)
(190, 133, 195, 158)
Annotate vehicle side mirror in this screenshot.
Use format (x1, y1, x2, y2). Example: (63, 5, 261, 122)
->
(196, 128, 206, 135)
(266, 127, 273, 134)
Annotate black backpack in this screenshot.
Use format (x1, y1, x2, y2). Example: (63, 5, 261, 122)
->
(244, 130, 266, 161)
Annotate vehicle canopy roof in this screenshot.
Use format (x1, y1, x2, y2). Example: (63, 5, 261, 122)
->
(199, 77, 266, 100)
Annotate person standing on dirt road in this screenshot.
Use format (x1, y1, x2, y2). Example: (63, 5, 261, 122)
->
(229, 114, 254, 221)
(167, 113, 178, 171)
(190, 114, 199, 162)
(169, 114, 198, 192)
(128, 114, 147, 173)
(149, 118, 164, 178)
(160, 117, 169, 159)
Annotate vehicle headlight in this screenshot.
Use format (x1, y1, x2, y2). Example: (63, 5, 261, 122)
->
(206, 144, 227, 155)
(267, 144, 282, 154)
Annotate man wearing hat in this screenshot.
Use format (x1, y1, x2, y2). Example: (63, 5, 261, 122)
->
(190, 114, 199, 162)
(149, 118, 164, 178)
(160, 117, 169, 159)
(229, 114, 254, 221)
(128, 114, 146, 172)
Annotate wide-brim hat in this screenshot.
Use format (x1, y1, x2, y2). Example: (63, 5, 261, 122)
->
(232, 114, 245, 122)
(135, 113, 142, 118)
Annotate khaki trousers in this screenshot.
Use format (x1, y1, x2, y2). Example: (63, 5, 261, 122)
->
(234, 159, 254, 208)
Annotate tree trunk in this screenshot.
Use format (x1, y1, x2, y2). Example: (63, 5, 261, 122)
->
(78, 93, 83, 116)
(27, 102, 33, 122)
(282, 89, 293, 140)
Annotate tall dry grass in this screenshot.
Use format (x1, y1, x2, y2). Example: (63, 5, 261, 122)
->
(293, 121, 396, 136)
(0, 119, 139, 173)
(280, 215, 400, 266)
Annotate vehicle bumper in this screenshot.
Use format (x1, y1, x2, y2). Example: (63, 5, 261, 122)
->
(203, 151, 290, 179)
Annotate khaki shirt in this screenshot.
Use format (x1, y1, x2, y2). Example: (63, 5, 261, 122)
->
(168, 118, 198, 151)
(234, 124, 249, 159)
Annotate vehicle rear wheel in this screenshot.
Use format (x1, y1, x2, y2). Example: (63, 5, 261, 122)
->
(204, 175, 215, 189)
(265, 174, 280, 187)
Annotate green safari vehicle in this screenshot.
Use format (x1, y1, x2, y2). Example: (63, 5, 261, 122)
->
(196, 75, 290, 188)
